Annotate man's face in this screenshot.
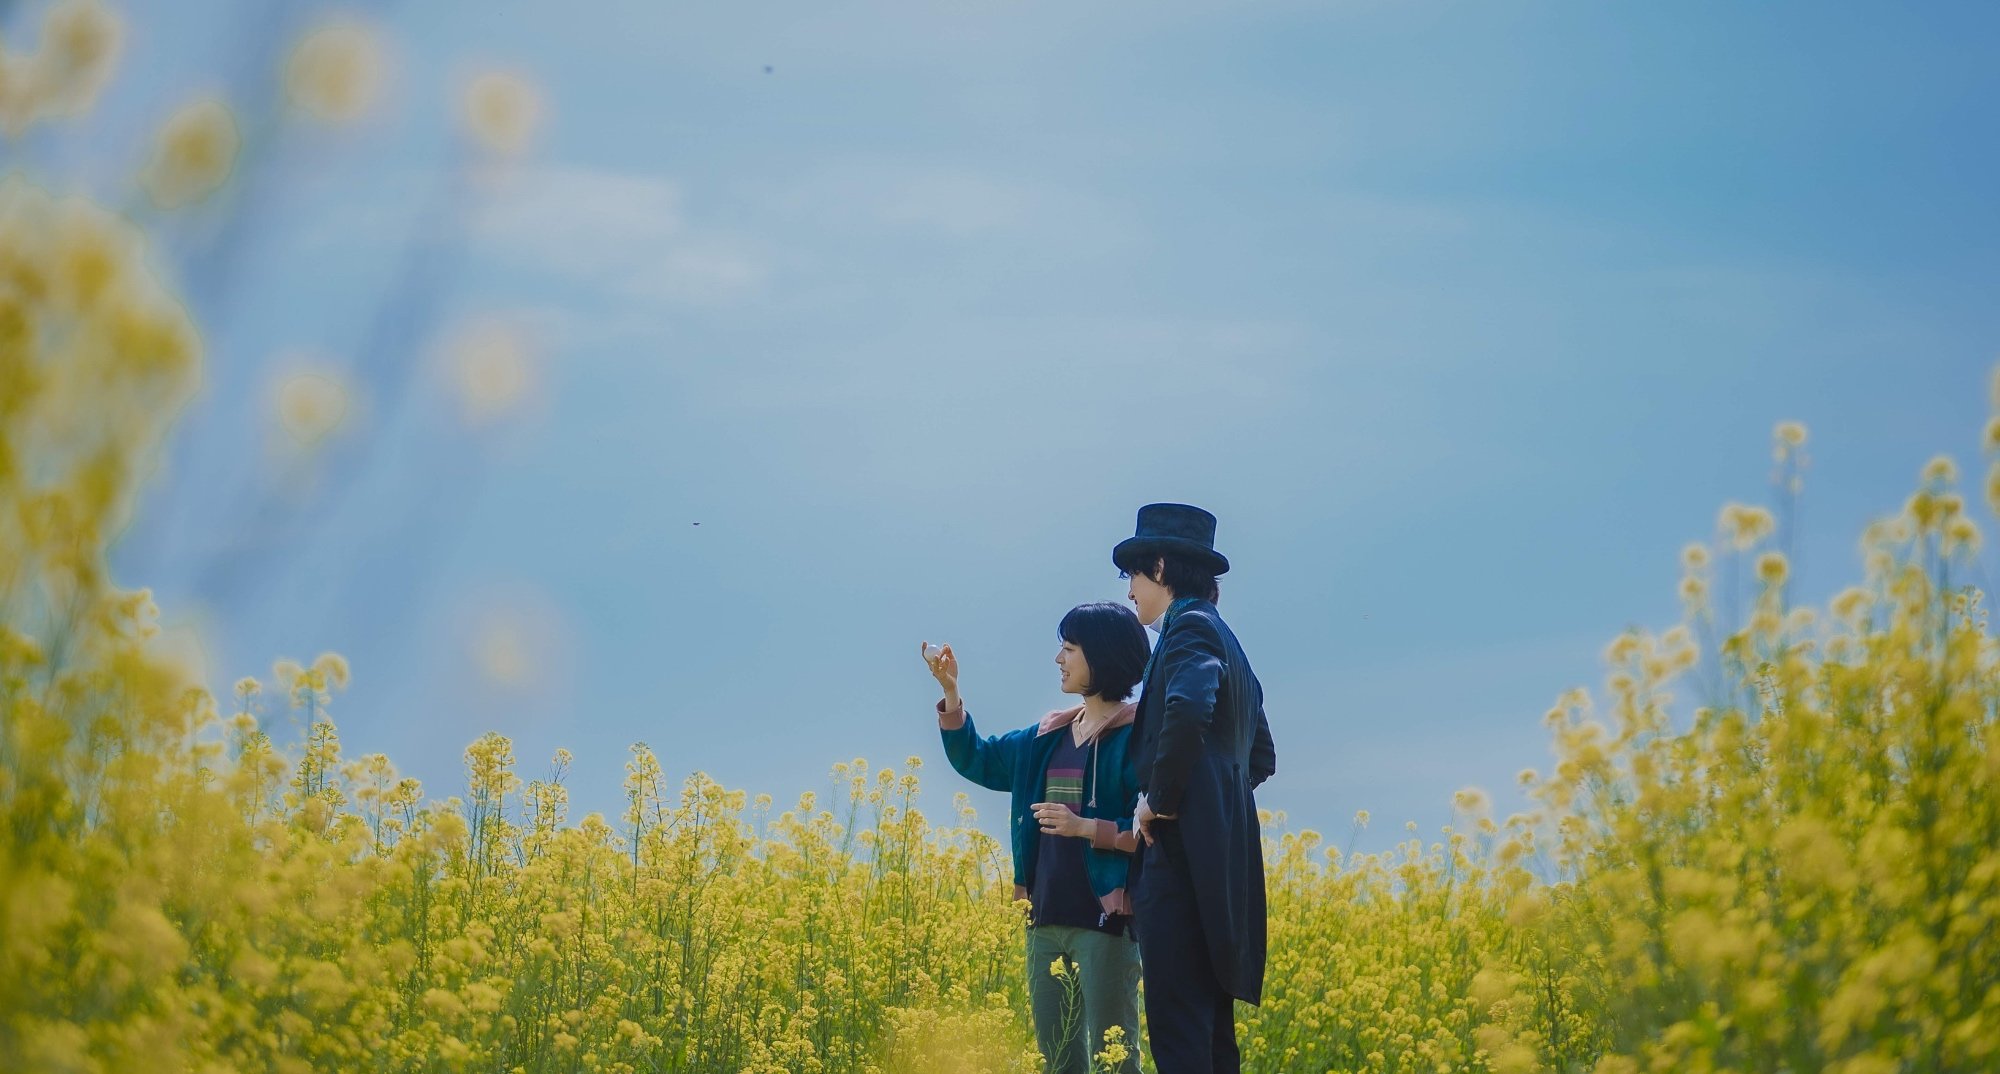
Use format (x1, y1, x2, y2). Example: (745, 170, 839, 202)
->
(1126, 562, 1171, 626)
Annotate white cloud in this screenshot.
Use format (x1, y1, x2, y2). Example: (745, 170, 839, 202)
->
(771, 158, 1127, 244)
(474, 165, 682, 273)
(629, 235, 767, 305)
(865, 168, 1038, 237)
(472, 164, 767, 310)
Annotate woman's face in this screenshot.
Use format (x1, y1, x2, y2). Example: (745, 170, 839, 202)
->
(1056, 640, 1091, 696)
(1126, 563, 1171, 626)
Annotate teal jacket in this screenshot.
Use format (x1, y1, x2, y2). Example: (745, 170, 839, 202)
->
(939, 701, 1142, 921)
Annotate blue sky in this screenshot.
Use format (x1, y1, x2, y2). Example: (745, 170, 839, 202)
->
(21, 0, 2000, 849)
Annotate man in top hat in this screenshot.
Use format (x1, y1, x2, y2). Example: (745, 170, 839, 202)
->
(1114, 503, 1276, 1074)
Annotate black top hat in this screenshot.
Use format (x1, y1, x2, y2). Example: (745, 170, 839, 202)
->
(1113, 503, 1230, 577)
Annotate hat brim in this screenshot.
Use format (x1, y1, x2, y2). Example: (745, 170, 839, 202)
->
(1113, 536, 1229, 576)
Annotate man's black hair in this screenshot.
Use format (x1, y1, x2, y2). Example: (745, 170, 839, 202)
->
(1120, 552, 1222, 605)
(1058, 602, 1151, 702)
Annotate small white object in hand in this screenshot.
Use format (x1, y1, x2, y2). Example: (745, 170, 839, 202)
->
(925, 643, 946, 662)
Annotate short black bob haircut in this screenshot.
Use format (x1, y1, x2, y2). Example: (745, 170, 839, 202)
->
(1058, 602, 1151, 703)
(1116, 550, 1222, 605)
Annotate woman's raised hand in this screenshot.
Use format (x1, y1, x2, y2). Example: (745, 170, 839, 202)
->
(920, 641, 959, 700)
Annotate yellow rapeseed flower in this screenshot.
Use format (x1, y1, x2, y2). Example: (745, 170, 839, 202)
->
(10, 0, 123, 130)
(273, 366, 351, 448)
(271, 658, 304, 688)
(311, 651, 351, 688)
(1946, 516, 1982, 556)
(444, 319, 535, 424)
(285, 20, 386, 124)
(1756, 550, 1789, 587)
(1717, 502, 1776, 550)
(1678, 575, 1706, 605)
(472, 613, 535, 688)
(1922, 454, 1959, 486)
(142, 95, 240, 208)
(461, 69, 542, 156)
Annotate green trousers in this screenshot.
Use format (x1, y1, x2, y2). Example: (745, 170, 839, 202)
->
(1025, 924, 1142, 1074)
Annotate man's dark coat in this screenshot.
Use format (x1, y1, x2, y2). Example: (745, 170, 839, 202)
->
(1129, 598, 1276, 1004)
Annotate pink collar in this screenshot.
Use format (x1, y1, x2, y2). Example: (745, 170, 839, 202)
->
(1036, 701, 1137, 740)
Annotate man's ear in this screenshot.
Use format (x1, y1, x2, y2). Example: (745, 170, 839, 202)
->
(1149, 557, 1167, 584)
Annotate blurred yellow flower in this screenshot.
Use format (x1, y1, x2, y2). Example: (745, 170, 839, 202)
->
(471, 612, 536, 688)
(145, 617, 211, 686)
(461, 70, 542, 156)
(0, 48, 34, 138)
(311, 651, 351, 689)
(45, 193, 134, 313)
(1717, 502, 1775, 550)
(142, 95, 240, 208)
(285, 20, 387, 125)
(1922, 454, 1958, 485)
(271, 657, 304, 688)
(1755, 551, 1789, 587)
(273, 366, 352, 448)
(1945, 516, 1981, 556)
(4, 0, 123, 133)
(444, 319, 535, 423)
(1830, 586, 1872, 623)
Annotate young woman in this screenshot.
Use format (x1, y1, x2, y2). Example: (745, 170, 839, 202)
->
(922, 602, 1150, 1074)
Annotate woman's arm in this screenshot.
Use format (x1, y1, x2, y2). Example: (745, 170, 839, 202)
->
(1089, 817, 1141, 854)
(940, 704, 1021, 792)
(1029, 803, 1137, 852)
(926, 641, 1020, 791)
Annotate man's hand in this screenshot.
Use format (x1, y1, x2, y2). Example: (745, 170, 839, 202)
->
(1031, 802, 1089, 839)
(1134, 794, 1178, 846)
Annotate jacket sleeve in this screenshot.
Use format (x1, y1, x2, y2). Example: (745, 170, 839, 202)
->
(1146, 614, 1226, 817)
(938, 706, 1020, 793)
(1249, 682, 1276, 789)
(1089, 818, 1141, 854)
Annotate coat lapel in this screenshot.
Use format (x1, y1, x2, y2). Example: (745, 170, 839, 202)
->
(1134, 596, 1205, 782)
